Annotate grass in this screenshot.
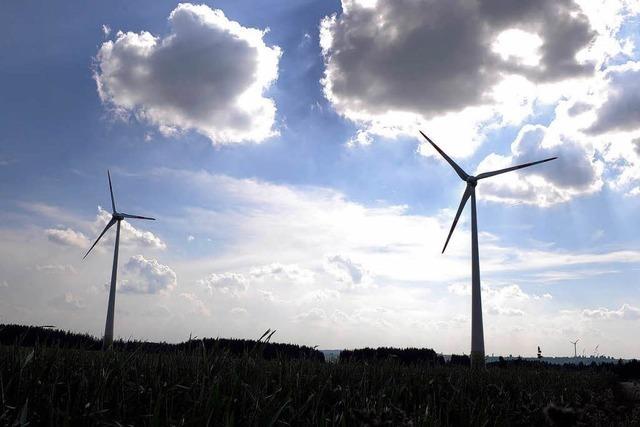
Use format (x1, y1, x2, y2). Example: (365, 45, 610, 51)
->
(1, 343, 639, 426)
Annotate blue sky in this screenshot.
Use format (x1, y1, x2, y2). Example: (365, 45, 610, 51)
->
(1, 0, 639, 358)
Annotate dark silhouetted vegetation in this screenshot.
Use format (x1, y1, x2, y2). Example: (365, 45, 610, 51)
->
(1, 324, 639, 425)
(0, 324, 323, 361)
(339, 346, 443, 364)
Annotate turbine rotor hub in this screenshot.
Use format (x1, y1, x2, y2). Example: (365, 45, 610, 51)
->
(466, 176, 477, 187)
(113, 213, 124, 221)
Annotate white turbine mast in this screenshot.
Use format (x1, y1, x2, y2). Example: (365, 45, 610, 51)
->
(420, 131, 556, 368)
(570, 339, 580, 358)
(83, 170, 155, 349)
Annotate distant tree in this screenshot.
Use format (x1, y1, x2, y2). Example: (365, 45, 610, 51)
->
(339, 347, 440, 364)
(449, 354, 470, 366)
(0, 324, 324, 361)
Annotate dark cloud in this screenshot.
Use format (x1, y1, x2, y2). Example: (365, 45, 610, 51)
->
(510, 126, 596, 189)
(567, 102, 592, 116)
(95, 3, 281, 143)
(321, 0, 595, 118)
(588, 67, 640, 134)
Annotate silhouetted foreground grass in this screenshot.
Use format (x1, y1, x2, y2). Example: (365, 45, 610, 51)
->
(2, 343, 640, 426)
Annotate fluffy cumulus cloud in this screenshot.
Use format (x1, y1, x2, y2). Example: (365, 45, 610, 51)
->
(45, 228, 89, 248)
(320, 0, 598, 153)
(448, 282, 552, 317)
(321, 0, 640, 205)
(198, 272, 249, 296)
(588, 63, 640, 135)
(476, 124, 603, 206)
(476, 60, 640, 204)
(95, 3, 281, 144)
(582, 304, 640, 320)
(197, 263, 314, 297)
(95, 208, 166, 250)
(325, 255, 370, 288)
(249, 263, 314, 284)
(119, 255, 177, 294)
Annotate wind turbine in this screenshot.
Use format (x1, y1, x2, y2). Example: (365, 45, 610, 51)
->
(83, 170, 155, 349)
(419, 131, 556, 368)
(570, 339, 579, 358)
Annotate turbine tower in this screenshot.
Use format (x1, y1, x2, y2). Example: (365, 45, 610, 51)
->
(420, 131, 556, 369)
(570, 339, 579, 358)
(83, 170, 155, 349)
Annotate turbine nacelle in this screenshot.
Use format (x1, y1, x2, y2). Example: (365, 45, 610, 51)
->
(83, 170, 155, 259)
(419, 130, 557, 253)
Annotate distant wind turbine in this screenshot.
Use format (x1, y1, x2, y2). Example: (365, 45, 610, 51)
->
(420, 131, 557, 368)
(570, 339, 580, 358)
(83, 170, 155, 349)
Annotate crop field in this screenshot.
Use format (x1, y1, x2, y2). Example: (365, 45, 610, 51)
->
(1, 342, 640, 426)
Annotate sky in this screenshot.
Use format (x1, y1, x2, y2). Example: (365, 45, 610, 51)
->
(1, 0, 639, 358)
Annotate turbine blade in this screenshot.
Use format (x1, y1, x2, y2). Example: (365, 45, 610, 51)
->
(419, 131, 469, 181)
(120, 212, 156, 221)
(83, 218, 116, 259)
(476, 157, 557, 180)
(108, 170, 116, 213)
(442, 185, 472, 253)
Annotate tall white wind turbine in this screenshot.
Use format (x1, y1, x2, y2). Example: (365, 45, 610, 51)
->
(570, 339, 580, 358)
(420, 131, 557, 368)
(83, 170, 155, 349)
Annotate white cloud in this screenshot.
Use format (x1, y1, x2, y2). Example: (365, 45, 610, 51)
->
(158, 169, 640, 285)
(180, 292, 211, 317)
(582, 304, 640, 320)
(449, 282, 553, 317)
(300, 289, 340, 304)
(230, 307, 248, 315)
(324, 255, 369, 287)
(447, 282, 470, 296)
(45, 228, 89, 248)
(294, 307, 327, 323)
(36, 264, 77, 274)
(198, 272, 248, 296)
(197, 263, 314, 298)
(95, 208, 166, 250)
(51, 292, 85, 311)
(249, 263, 314, 284)
(492, 29, 543, 67)
(94, 3, 281, 144)
(488, 306, 525, 317)
(187, 235, 195, 242)
(119, 255, 177, 294)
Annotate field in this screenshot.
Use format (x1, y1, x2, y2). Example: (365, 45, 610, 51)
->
(2, 342, 640, 426)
